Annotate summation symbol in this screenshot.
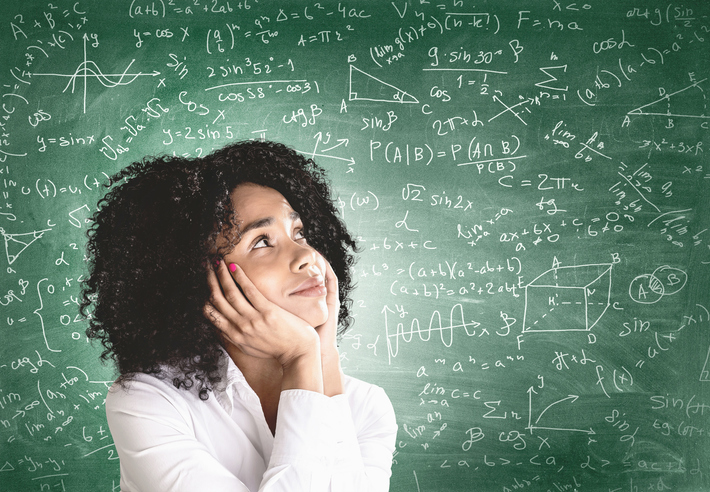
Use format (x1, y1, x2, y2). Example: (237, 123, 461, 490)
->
(1, 227, 52, 265)
(31, 34, 160, 113)
(382, 303, 479, 364)
(523, 263, 613, 332)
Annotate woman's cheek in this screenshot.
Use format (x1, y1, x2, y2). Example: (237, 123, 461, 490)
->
(249, 268, 283, 303)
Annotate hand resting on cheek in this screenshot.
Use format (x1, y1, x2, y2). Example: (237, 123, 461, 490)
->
(203, 259, 320, 366)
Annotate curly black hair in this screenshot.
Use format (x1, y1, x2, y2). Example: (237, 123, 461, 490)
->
(80, 140, 358, 400)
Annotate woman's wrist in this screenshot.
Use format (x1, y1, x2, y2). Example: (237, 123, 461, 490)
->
(320, 349, 344, 397)
(280, 338, 324, 393)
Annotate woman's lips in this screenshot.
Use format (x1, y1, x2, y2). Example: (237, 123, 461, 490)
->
(291, 277, 326, 297)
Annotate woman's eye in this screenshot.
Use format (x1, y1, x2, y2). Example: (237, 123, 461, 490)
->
(295, 229, 306, 241)
(253, 236, 270, 249)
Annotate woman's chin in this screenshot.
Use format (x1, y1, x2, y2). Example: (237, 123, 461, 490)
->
(311, 312, 330, 329)
(300, 301, 329, 328)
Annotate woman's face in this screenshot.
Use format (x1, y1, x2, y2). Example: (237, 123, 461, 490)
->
(221, 183, 329, 327)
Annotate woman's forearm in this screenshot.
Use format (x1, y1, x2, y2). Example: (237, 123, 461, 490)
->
(280, 343, 324, 394)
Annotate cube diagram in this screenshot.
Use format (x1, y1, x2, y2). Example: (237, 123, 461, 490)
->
(523, 264, 613, 332)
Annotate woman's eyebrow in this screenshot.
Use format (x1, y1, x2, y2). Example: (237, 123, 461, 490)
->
(240, 211, 301, 235)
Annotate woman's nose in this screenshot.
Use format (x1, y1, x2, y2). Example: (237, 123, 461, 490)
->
(290, 243, 317, 272)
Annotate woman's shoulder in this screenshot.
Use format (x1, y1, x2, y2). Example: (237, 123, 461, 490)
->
(105, 370, 205, 415)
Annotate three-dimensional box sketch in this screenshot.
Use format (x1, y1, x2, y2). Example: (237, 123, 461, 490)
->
(523, 264, 613, 332)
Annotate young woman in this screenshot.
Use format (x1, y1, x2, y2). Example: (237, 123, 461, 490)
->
(81, 140, 397, 491)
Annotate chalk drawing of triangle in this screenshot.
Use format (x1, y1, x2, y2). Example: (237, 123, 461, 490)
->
(349, 65, 419, 104)
(627, 78, 709, 119)
(0, 461, 15, 472)
(1, 228, 51, 265)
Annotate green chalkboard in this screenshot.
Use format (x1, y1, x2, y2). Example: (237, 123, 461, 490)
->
(2, 0, 709, 490)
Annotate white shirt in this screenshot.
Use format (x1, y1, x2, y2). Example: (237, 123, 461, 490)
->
(106, 352, 397, 491)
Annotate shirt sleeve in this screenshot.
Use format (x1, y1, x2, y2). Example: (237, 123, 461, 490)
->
(106, 378, 254, 492)
(107, 377, 397, 492)
(265, 386, 397, 491)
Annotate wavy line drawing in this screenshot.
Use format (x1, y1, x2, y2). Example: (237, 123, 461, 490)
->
(383, 303, 479, 364)
(31, 35, 159, 113)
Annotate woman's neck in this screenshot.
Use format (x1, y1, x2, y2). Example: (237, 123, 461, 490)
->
(224, 342, 283, 434)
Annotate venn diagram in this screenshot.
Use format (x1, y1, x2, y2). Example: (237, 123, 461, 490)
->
(629, 265, 688, 304)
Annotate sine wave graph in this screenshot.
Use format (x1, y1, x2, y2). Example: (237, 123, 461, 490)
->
(31, 34, 159, 113)
(383, 303, 480, 364)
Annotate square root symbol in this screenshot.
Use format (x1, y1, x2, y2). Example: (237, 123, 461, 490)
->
(523, 264, 613, 332)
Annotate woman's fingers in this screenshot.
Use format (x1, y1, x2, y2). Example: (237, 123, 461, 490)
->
(203, 301, 273, 358)
(204, 270, 263, 355)
(205, 259, 225, 297)
(202, 300, 227, 332)
(322, 258, 339, 306)
(204, 258, 320, 364)
(318, 255, 340, 315)
(205, 264, 245, 329)
(315, 256, 340, 343)
(213, 260, 253, 314)
(227, 262, 272, 312)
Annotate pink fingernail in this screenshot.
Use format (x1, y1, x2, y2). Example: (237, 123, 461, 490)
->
(229, 263, 237, 273)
